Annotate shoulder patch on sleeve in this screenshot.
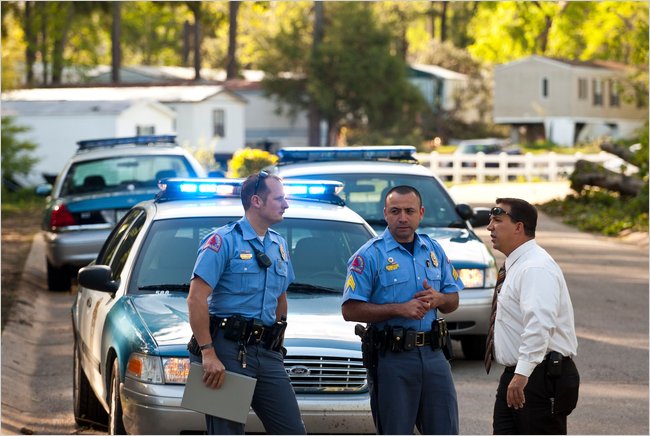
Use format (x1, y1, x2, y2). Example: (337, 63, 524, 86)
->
(350, 255, 365, 274)
(202, 234, 223, 253)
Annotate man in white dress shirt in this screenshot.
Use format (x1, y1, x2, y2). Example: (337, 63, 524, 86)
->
(485, 197, 579, 435)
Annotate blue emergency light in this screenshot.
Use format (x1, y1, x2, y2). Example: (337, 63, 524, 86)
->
(77, 135, 177, 150)
(277, 146, 418, 164)
(155, 177, 345, 206)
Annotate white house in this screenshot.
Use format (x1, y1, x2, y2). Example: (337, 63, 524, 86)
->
(493, 55, 648, 146)
(1, 85, 246, 182)
(1, 98, 175, 184)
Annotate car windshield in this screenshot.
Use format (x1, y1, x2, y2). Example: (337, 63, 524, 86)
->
(284, 173, 462, 230)
(60, 155, 196, 196)
(128, 216, 372, 295)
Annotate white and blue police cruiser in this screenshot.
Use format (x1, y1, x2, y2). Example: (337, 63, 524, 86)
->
(270, 146, 498, 360)
(71, 177, 375, 434)
(37, 135, 206, 291)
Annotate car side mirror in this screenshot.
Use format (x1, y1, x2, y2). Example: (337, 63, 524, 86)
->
(78, 265, 119, 294)
(455, 203, 474, 221)
(35, 183, 52, 196)
(469, 207, 491, 228)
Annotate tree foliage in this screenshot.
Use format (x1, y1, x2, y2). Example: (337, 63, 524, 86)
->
(260, 2, 425, 146)
(1, 117, 39, 186)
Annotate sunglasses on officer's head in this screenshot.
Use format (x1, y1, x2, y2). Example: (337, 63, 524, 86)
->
(490, 206, 519, 221)
(253, 171, 269, 196)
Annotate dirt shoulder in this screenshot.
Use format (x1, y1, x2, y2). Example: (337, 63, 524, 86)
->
(1, 209, 42, 332)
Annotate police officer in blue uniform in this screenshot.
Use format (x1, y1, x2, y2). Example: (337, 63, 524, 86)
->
(187, 171, 305, 435)
(342, 185, 463, 435)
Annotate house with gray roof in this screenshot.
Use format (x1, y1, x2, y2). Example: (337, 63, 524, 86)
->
(493, 55, 648, 146)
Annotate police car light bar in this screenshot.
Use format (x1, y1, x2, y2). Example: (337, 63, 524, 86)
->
(283, 179, 345, 206)
(156, 178, 243, 202)
(77, 135, 177, 150)
(155, 178, 345, 206)
(277, 146, 418, 164)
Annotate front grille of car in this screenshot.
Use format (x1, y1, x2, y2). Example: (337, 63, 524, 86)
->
(284, 355, 367, 393)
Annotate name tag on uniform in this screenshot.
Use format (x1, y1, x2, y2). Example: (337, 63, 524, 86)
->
(240, 251, 253, 260)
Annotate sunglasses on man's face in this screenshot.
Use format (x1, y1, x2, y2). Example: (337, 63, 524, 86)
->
(490, 207, 518, 221)
(253, 171, 269, 196)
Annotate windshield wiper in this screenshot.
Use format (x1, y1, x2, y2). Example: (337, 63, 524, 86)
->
(287, 282, 339, 293)
(138, 283, 190, 291)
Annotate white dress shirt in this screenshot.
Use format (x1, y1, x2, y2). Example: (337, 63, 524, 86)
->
(494, 239, 578, 377)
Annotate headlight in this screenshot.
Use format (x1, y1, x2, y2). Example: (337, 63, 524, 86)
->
(457, 266, 497, 289)
(126, 353, 190, 384)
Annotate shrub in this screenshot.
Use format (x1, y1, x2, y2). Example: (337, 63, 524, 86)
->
(229, 148, 278, 177)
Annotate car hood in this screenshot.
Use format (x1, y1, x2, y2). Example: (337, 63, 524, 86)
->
(63, 189, 158, 213)
(129, 292, 357, 348)
(419, 226, 494, 268)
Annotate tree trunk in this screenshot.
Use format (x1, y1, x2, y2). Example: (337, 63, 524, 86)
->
(38, 2, 48, 84)
(185, 2, 202, 81)
(226, 1, 240, 80)
(571, 160, 644, 197)
(51, 4, 74, 84)
(24, 1, 35, 86)
(111, 2, 121, 83)
(308, 1, 324, 147)
(440, 1, 448, 42)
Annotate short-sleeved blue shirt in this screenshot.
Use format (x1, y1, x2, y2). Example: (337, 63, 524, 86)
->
(192, 216, 295, 326)
(341, 227, 463, 331)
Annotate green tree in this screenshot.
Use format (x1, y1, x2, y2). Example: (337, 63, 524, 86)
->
(1, 117, 39, 189)
(260, 2, 425, 146)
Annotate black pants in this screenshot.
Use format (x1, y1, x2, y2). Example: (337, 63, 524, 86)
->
(493, 358, 579, 435)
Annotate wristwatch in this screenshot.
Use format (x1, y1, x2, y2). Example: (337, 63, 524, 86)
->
(199, 342, 214, 351)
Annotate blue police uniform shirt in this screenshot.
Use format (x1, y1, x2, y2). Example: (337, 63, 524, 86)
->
(192, 216, 295, 326)
(341, 228, 464, 331)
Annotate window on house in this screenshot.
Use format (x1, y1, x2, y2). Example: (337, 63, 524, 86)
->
(578, 78, 588, 100)
(541, 77, 549, 98)
(593, 79, 603, 106)
(609, 80, 620, 107)
(213, 109, 225, 137)
(136, 125, 155, 135)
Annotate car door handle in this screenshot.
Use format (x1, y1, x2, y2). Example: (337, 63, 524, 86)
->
(86, 298, 92, 308)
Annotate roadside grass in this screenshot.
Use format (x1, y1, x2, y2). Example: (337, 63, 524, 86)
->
(1, 188, 44, 331)
(539, 186, 649, 236)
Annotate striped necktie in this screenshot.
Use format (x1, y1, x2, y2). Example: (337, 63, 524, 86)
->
(484, 265, 506, 374)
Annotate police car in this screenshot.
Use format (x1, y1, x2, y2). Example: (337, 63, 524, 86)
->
(37, 135, 206, 291)
(270, 146, 498, 360)
(71, 178, 375, 434)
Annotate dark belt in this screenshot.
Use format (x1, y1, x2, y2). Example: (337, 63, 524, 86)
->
(210, 315, 277, 345)
(504, 353, 572, 373)
(386, 330, 435, 351)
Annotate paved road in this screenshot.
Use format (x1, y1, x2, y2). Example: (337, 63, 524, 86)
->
(2, 183, 648, 434)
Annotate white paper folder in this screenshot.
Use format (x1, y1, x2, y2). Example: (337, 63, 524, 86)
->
(181, 362, 257, 424)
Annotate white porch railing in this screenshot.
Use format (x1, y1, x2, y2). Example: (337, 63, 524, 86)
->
(416, 151, 621, 183)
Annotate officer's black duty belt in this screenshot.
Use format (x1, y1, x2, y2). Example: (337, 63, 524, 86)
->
(209, 314, 283, 347)
(387, 329, 437, 351)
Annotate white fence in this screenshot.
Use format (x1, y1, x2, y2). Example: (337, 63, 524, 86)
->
(416, 151, 623, 183)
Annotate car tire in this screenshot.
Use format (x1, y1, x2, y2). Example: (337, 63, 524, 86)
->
(109, 359, 127, 435)
(73, 338, 108, 427)
(460, 335, 487, 360)
(47, 259, 71, 291)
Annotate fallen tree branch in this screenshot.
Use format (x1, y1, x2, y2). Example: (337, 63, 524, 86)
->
(570, 160, 644, 196)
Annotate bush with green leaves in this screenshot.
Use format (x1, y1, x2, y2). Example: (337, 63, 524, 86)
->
(1, 117, 39, 190)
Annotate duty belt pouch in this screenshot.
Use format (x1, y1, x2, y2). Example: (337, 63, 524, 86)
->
(268, 320, 288, 351)
(403, 329, 417, 351)
(390, 327, 404, 352)
(224, 315, 247, 341)
(187, 335, 201, 356)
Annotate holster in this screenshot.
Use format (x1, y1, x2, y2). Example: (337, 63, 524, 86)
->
(355, 324, 380, 374)
(432, 318, 453, 360)
(187, 316, 221, 356)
